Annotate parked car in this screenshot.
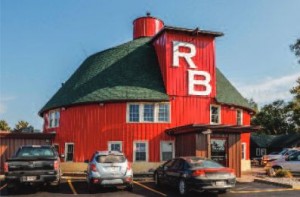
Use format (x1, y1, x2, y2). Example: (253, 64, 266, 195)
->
(4, 145, 62, 193)
(153, 156, 236, 195)
(85, 150, 133, 193)
(261, 148, 299, 166)
(266, 150, 300, 175)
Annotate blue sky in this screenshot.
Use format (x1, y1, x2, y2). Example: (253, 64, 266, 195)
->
(1, 0, 300, 130)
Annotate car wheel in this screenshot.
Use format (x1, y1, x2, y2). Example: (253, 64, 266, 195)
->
(88, 183, 96, 194)
(218, 189, 227, 194)
(154, 172, 160, 187)
(178, 179, 188, 196)
(126, 184, 133, 192)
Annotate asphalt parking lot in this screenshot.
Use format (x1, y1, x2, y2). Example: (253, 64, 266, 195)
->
(0, 179, 299, 196)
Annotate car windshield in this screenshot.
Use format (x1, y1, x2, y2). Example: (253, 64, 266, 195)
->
(278, 149, 289, 155)
(96, 154, 126, 163)
(16, 147, 55, 157)
(186, 158, 223, 168)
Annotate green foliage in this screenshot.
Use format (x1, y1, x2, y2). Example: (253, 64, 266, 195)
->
(14, 120, 30, 132)
(251, 100, 295, 135)
(288, 77, 300, 132)
(0, 120, 11, 131)
(290, 38, 300, 64)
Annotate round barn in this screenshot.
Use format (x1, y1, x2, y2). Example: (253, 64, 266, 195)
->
(39, 14, 258, 177)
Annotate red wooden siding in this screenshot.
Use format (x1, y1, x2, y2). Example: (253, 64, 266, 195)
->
(153, 31, 216, 98)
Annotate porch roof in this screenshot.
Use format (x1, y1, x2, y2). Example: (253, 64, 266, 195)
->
(165, 124, 260, 136)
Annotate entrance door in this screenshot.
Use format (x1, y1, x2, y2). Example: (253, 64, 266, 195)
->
(210, 138, 227, 166)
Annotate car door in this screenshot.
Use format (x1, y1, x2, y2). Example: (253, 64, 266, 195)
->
(167, 159, 184, 187)
(159, 159, 175, 184)
(285, 151, 300, 173)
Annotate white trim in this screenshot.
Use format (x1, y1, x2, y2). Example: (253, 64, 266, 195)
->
(108, 141, 123, 151)
(210, 104, 221, 124)
(133, 140, 149, 162)
(48, 109, 60, 128)
(160, 141, 175, 162)
(236, 109, 243, 125)
(126, 102, 171, 123)
(65, 142, 74, 162)
(241, 143, 246, 160)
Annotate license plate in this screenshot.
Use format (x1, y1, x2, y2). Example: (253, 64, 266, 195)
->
(107, 167, 119, 171)
(22, 176, 37, 181)
(215, 181, 225, 186)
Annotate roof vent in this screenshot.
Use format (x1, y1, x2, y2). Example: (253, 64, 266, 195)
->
(133, 13, 164, 39)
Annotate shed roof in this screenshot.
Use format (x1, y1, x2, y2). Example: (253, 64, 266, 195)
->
(39, 37, 254, 115)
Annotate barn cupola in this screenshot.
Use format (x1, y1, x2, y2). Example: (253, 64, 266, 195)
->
(133, 12, 164, 39)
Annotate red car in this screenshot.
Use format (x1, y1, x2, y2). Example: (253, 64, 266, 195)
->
(154, 156, 236, 195)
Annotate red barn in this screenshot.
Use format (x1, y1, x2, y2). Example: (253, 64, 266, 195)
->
(39, 15, 258, 177)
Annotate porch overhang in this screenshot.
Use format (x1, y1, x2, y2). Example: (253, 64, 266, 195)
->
(165, 124, 260, 136)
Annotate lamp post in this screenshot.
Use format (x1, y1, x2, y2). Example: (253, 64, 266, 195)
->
(202, 129, 212, 159)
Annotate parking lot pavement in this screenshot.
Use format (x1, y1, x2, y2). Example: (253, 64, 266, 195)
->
(0, 179, 300, 197)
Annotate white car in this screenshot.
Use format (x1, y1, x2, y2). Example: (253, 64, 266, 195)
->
(266, 150, 300, 175)
(261, 148, 299, 166)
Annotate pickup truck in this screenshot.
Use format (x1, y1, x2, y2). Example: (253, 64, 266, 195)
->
(4, 145, 62, 193)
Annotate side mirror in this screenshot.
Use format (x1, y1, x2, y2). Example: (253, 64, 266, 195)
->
(60, 154, 65, 158)
(84, 159, 89, 163)
(163, 166, 168, 171)
(285, 157, 289, 161)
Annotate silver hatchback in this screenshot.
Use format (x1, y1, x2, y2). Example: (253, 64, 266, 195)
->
(86, 151, 133, 193)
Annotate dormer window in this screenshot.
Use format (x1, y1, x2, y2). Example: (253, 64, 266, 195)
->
(236, 109, 243, 125)
(210, 105, 221, 124)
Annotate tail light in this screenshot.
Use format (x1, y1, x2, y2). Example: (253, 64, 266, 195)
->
(54, 160, 59, 170)
(4, 162, 8, 173)
(192, 169, 205, 177)
(90, 163, 97, 172)
(127, 162, 132, 171)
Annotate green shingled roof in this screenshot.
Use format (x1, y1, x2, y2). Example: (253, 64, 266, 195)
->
(39, 37, 253, 115)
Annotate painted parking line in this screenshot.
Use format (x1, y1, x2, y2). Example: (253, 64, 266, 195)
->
(67, 179, 78, 195)
(230, 188, 295, 194)
(133, 181, 167, 197)
(0, 184, 7, 191)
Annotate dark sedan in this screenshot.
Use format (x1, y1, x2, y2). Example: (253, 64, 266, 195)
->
(154, 156, 236, 195)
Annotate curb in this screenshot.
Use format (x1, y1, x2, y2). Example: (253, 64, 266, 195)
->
(254, 178, 293, 188)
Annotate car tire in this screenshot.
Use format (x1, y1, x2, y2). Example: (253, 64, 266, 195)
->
(178, 179, 188, 196)
(154, 172, 160, 187)
(126, 184, 133, 192)
(218, 189, 227, 194)
(88, 183, 96, 194)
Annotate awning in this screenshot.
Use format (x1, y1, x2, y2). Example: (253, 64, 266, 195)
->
(165, 124, 260, 136)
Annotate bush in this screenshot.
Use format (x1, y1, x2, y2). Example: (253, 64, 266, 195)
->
(275, 169, 293, 178)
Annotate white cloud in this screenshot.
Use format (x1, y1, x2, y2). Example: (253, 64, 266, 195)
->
(0, 96, 16, 115)
(236, 72, 300, 106)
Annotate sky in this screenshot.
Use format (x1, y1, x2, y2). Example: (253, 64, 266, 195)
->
(1, 0, 300, 130)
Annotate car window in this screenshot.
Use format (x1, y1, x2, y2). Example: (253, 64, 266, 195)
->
(163, 159, 175, 169)
(187, 158, 223, 168)
(96, 155, 126, 163)
(170, 159, 184, 170)
(278, 149, 288, 155)
(16, 147, 55, 157)
(288, 152, 300, 161)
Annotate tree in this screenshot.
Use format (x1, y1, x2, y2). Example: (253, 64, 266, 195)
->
(251, 100, 295, 135)
(289, 39, 300, 131)
(14, 120, 30, 132)
(290, 39, 300, 64)
(0, 120, 11, 131)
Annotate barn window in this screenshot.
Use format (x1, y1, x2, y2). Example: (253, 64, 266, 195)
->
(129, 104, 140, 122)
(143, 104, 154, 122)
(241, 143, 246, 160)
(49, 110, 60, 128)
(127, 103, 170, 123)
(133, 141, 148, 162)
(210, 105, 221, 124)
(236, 109, 243, 125)
(65, 143, 74, 162)
(160, 141, 174, 161)
(158, 103, 170, 122)
(108, 141, 122, 151)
